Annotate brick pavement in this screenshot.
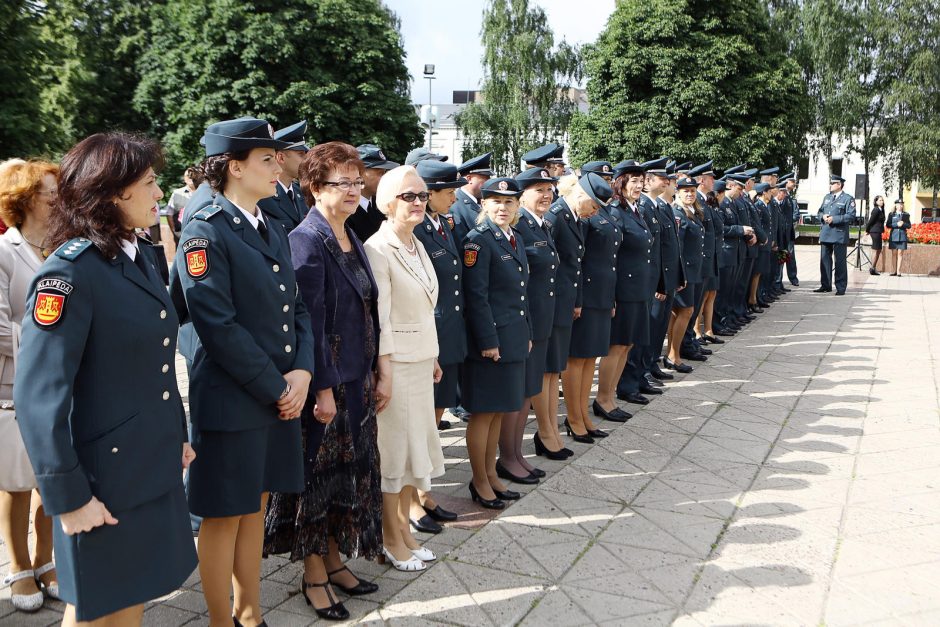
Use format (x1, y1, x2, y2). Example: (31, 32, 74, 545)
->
(3, 245, 940, 626)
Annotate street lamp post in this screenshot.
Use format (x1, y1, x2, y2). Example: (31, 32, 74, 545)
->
(424, 64, 435, 150)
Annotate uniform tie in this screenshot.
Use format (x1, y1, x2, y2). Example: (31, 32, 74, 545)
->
(510, 233, 517, 251)
(133, 249, 150, 277)
(287, 187, 295, 202)
(257, 220, 270, 244)
(438, 223, 447, 240)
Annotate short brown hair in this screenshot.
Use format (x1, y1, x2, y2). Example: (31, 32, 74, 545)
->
(299, 142, 364, 207)
(47, 133, 163, 259)
(0, 160, 59, 228)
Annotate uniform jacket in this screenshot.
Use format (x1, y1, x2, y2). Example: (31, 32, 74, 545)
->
(887, 211, 911, 243)
(580, 205, 623, 309)
(768, 197, 781, 248)
(719, 196, 747, 268)
(258, 181, 307, 234)
(413, 213, 467, 365)
(739, 196, 762, 258)
(544, 197, 586, 326)
(0, 228, 42, 398)
(755, 199, 773, 252)
(180, 181, 216, 228)
(866, 206, 886, 234)
(697, 192, 719, 280)
(347, 196, 386, 243)
(450, 189, 480, 244)
(15, 237, 186, 515)
(817, 191, 857, 245)
(515, 207, 558, 341)
(364, 221, 439, 363)
(656, 197, 686, 292)
(172, 195, 315, 432)
(289, 207, 380, 391)
(638, 194, 663, 295)
(673, 205, 705, 284)
(462, 218, 532, 363)
(610, 199, 653, 303)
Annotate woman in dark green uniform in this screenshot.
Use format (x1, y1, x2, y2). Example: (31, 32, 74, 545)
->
(174, 119, 315, 627)
(15, 133, 197, 624)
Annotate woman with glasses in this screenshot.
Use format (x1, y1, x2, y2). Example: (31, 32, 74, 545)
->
(264, 142, 382, 621)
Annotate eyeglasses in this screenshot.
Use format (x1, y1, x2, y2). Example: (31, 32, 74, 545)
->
(397, 192, 430, 203)
(324, 180, 366, 191)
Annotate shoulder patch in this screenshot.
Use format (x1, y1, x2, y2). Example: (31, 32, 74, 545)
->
(464, 249, 478, 267)
(54, 238, 92, 262)
(464, 242, 481, 251)
(182, 238, 210, 279)
(476, 225, 487, 232)
(33, 277, 73, 328)
(193, 204, 224, 221)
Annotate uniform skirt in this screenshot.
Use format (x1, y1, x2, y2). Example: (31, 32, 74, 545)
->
(545, 324, 573, 373)
(56, 486, 197, 621)
(888, 237, 907, 250)
(703, 274, 719, 292)
(673, 281, 702, 309)
(610, 300, 650, 346)
(433, 363, 460, 408)
(569, 307, 612, 359)
(462, 358, 525, 413)
(524, 338, 549, 397)
(189, 419, 303, 518)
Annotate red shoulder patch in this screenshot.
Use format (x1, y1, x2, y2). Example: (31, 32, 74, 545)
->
(464, 250, 478, 267)
(182, 238, 210, 279)
(33, 278, 73, 327)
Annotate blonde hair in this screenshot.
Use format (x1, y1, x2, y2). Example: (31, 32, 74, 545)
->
(375, 165, 427, 219)
(556, 174, 579, 197)
(0, 159, 59, 228)
(477, 195, 521, 227)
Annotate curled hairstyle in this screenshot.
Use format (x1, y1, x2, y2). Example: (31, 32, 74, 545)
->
(203, 150, 250, 193)
(47, 133, 163, 259)
(0, 160, 59, 228)
(375, 165, 426, 217)
(299, 141, 365, 207)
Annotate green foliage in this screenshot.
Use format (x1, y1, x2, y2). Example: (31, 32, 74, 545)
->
(454, 0, 582, 174)
(569, 0, 812, 169)
(135, 0, 422, 181)
(0, 1, 50, 159)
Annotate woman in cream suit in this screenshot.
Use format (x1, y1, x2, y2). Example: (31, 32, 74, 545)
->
(0, 160, 59, 613)
(364, 165, 445, 572)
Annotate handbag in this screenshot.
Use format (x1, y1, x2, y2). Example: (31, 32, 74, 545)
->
(0, 329, 38, 491)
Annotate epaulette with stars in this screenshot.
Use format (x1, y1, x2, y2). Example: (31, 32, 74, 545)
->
(54, 238, 93, 261)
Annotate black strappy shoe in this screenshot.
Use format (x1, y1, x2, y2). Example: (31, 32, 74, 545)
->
(327, 565, 378, 596)
(301, 579, 350, 621)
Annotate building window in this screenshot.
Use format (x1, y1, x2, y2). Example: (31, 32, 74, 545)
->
(830, 158, 843, 177)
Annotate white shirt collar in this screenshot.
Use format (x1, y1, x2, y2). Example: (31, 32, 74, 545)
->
(500, 226, 513, 239)
(359, 195, 370, 211)
(428, 214, 441, 229)
(531, 212, 544, 227)
(226, 196, 266, 231)
(277, 180, 291, 196)
(120, 237, 140, 262)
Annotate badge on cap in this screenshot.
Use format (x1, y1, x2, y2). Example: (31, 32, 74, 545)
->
(603, 165, 611, 173)
(33, 278, 73, 328)
(498, 180, 509, 191)
(541, 170, 550, 179)
(183, 238, 210, 280)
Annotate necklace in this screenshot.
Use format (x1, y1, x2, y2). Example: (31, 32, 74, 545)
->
(20, 231, 49, 259)
(402, 237, 416, 254)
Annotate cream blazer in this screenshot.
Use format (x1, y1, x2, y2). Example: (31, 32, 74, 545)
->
(0, 228, 43, 398)
(364, 221, 439, 363)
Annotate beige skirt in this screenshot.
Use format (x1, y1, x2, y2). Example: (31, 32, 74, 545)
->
(376, 358, 445, 493)
(0, 406, 38, 491)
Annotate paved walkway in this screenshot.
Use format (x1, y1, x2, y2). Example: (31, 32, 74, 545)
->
(3, 246, 940, 626)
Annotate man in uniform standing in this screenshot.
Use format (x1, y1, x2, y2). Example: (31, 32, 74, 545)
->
(450, 152, 493, 243)
(782, 173, 800, 286)
(347, 144, 399, 242)
(815, 174, 856, 295)
(258, 120, 309, 233)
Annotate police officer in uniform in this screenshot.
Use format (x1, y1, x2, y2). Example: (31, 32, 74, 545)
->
(716, 176, 752, 332)
(173, 118, 315, 626)
(782, 173, 800, 285)
(580, 161, 614, 181)
(347, 144, 399, 242)
(815, 174, 856, 295)
(521, 144, 566, 199)
(15, 133, 197, 623)
(450, 152, 493, 243)
(258, 120, 310, 233)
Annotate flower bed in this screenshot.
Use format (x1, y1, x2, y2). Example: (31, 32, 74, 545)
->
(883, 222, 940, 245)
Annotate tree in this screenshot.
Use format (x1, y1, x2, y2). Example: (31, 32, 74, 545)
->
(454, 0, 581, 174)
(135, 0, 422, 181)
(0, 2, 50, 159)
(569, 0, 812, 169)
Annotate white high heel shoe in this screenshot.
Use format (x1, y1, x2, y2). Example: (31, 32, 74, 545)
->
(3, 570, 44, 612)
(381, 546, 426, 572)
(410, 546, 436, 562)
(34, 562, 60, 600)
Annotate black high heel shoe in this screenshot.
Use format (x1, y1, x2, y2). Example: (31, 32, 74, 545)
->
(586, 428, 609, 438)
(563, 419, 595, 444)
(468, 482, 505, 510)
(592, 399, 631, 423)
(327, 565, 378, 596)
(662, 357, 693, 374)
(495, 460, 539, 484)
(301, 580, 350, 621)
(534, 432, 569, 460)
(493, 487, 521, 500)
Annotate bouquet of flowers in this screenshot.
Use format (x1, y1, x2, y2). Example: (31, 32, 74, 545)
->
(775, 249, 791, 265)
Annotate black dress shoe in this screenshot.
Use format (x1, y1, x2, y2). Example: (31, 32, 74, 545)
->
(493, 487, 521, 500)
(639, 382, 663, 395)
(682, 352, 708, 362)
(437, 419, 453, 431)
(327, 566, 379, 596)
(620, 392, 650, 405)
(529, 467, 546, 478)
(835, 291, 845, 295)
(644, 374, 664, 387)
(649, 365, 674, 380)
(563, 419, 595, 444)
(592, 399, 621, 421)
(812, 286, 831, 293)
(410, 515, 442, 534)
(790, 280, 799, 286)
(757, 300, 771, 308)
(302, 580, 350, 621)
(697, 347, 713, 355)
(422, 503, 457, 522)
(496, 460, 539, 484)
(703, 334, 725, 344)
(714, 329, 735, 337)
(869, 268, 880, 275)
(586, 428, 609, 438)
(663, 358, 693, 373)
(468, 483, 505, 509)
(747, 304, 763, 314)
(561, 447, 574, 457)
(534, 432, 569, 459)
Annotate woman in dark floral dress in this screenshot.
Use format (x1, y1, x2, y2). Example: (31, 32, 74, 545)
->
(264, 142, 383, 622)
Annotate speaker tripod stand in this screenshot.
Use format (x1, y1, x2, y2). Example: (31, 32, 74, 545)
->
(848, 199, 871, 270)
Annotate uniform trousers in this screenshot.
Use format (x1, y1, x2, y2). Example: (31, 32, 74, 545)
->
(716, 263, 737, 324)
(641, 291, 675, 373)
(820, 242, 848, 292)
(734, 258, 754, 316)
(786, 240, 799, 283)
